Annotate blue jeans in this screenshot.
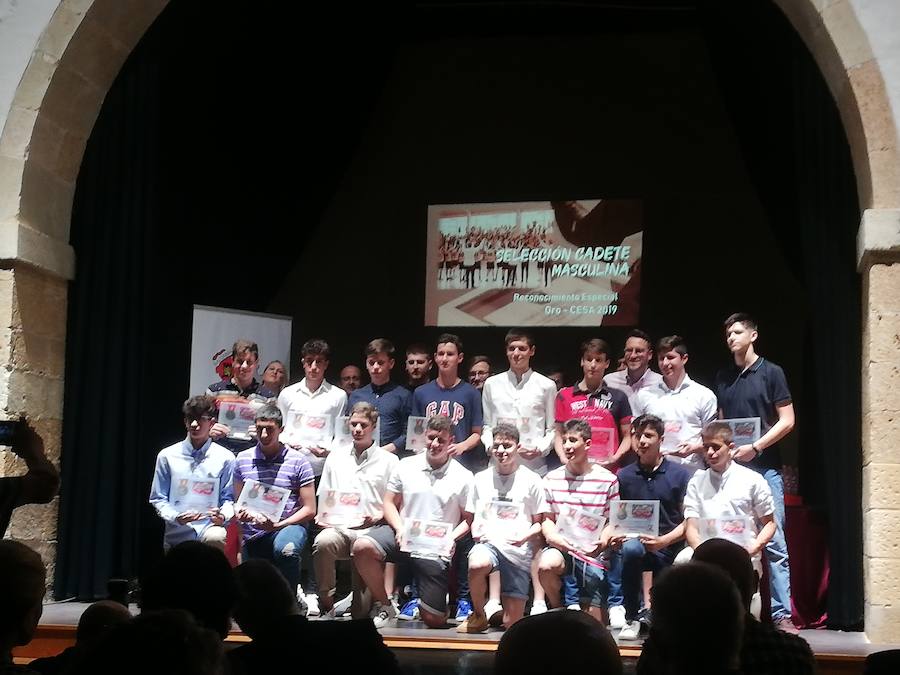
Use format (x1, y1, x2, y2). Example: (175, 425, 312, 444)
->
(607, 548, 623, 608)
(562, 572, 579, 607)
(761, 468, 792, 620)
(453, 532, 474, 603)
(244, 524, 308, 591)
(620, 538, 671, 621)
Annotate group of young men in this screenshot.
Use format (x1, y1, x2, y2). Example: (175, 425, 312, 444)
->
(149, 312, 799, 638)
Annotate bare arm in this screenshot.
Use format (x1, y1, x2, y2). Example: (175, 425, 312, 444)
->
(276, 483, 316, 528)
(684, 517, 701, 550)
(12, 422, 60, 507)
(748, 513, 776, 557)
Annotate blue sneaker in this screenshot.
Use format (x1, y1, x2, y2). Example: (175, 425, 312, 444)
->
(454, 599, 472, 622)
(398, 598, 419, 621)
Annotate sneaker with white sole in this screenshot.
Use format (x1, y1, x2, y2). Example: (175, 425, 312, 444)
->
(619, 619, 643, 640)
(305, 594, 320, 617)
(608, 604, 626, 629)
(295, 586, 309, 617)
(566, 603, 581, 610)
(332, 592, 353, 617)
(454, 599, 473, 622)
(397, 598, 419, 621)
(529, 600, 548, 615)
(318, 608, 336, 621)
(369, 601, 398, 629)
(483, 599, 503, 624)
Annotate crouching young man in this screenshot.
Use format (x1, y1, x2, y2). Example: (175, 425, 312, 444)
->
(352, 416, 474, 628)
(538, 419, 619, 622)
(458, 422, 549, 633)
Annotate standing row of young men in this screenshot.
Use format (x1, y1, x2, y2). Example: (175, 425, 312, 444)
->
(149, 312, 797, 634)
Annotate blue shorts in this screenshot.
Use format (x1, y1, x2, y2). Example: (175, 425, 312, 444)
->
(470, 543, 530, 600)
(558, 549, 608, 608)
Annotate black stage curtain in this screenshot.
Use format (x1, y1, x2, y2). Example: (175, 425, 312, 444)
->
(699, 0, 863, 628)
(54, 40, 161, 599)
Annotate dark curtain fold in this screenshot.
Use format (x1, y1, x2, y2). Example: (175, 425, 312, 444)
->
(55, 36, 161, 600)
(698, 0, 863, 628)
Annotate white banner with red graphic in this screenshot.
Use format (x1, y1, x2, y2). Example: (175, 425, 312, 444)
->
(189, 305, 293, 396)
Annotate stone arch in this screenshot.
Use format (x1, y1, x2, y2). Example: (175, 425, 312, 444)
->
(1, 0, 898, 639)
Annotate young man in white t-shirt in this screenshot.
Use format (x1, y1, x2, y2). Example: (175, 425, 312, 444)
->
(538, 419, 619, 623)
(458, 422, 549, 633)
(312, 402, 399, 619)
(352, 415, 474, 628)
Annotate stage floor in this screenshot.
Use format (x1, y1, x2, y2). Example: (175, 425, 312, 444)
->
(25, 601, 897, 662)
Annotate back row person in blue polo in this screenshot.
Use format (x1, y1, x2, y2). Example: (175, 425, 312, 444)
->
(714, 312, 797, 634)
(347, 339, 412, 457)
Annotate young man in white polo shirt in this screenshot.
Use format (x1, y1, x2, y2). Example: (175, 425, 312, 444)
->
(276, 338, 347, 614)
(481, 329, 557, 478)
(351, 416, 474, 628)
(682, 421, 776, 577)
(277, 339, 347, 478)
(458, 422, 549, 633)
(603, 329, 663, 411)
(312, 402, 399, 619)
(632, 335, 717, 474)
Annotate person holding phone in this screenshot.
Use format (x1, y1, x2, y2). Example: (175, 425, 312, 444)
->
(0, 417, 60, 536)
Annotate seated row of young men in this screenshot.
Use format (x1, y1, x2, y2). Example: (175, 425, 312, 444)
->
(150, 395, 776, 638)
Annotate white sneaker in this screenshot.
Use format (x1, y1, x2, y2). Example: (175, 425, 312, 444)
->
(608, 604, 626, 629)
(305, 594, 320, 617)
(530, 600, 548, 615)
(295, 585, 309, 617)
(332, 592, 353, 617)
(484, 599, 503, 623)
(619, 620, 642, 640)
(319, 608, 336, 621)
(566, 603, 581, 610)
(369, 600, 398, 629)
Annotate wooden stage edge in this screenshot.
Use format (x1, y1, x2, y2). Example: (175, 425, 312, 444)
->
(14, 623, 870, 670)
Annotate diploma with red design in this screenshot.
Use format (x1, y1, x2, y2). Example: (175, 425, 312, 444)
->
(319, 490, 364, 528)
(401, 519, 455, 557)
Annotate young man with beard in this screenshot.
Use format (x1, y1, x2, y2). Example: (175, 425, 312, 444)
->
(603, 329, 663, 411)
(351, 416, 474, 629)
(403, 344, 433, 391)
(348, 339, 411, 456)
(458, 422, 549, 633)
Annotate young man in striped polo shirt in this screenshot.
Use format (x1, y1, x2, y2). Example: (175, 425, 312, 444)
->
(233, 405, 316, 593)
(538, 419, 618, 623)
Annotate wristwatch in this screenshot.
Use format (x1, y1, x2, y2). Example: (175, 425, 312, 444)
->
(751, 443, 762, 457)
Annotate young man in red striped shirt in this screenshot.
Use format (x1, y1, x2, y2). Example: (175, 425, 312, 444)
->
(538, 419, 618, 623)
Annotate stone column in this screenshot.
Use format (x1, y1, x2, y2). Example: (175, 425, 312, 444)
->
(859, 208, 900, 642)
(0, 264, 67, 591)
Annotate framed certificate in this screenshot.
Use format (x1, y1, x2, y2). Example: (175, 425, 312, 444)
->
(218, 400, 255, 439)
(699, 516, 755, 547)
(288, 412, 334, 446)
(660, 419, 685, 453)
(476, 500, 526, 542)
(235, 479, 291, 521)
(401, 519, 455, 557)
(318, 490, 364, 528)
(587, 427, 616, 464)
(406, 416, 428, 453)
(170, 475, 218, 513)
(609, 500, 659, 537)
(556, 506, 606, 550)
(721, 417, 761, 446)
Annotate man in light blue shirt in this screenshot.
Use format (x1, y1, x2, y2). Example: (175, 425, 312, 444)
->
(149, 395, 235, 550)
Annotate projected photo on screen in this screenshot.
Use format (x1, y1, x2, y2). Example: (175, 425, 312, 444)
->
(425, 199, 643, 326)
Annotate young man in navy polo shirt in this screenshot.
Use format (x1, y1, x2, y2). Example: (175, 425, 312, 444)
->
(611, 414, 691, 639)
(348, 339, 412, 456)
(714, 312, 797, 634)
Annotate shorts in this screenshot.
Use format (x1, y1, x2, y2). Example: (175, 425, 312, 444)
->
(470, 543, 530, 600)
(548, 547, 608, 608)
(359, 524, 450, 616)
